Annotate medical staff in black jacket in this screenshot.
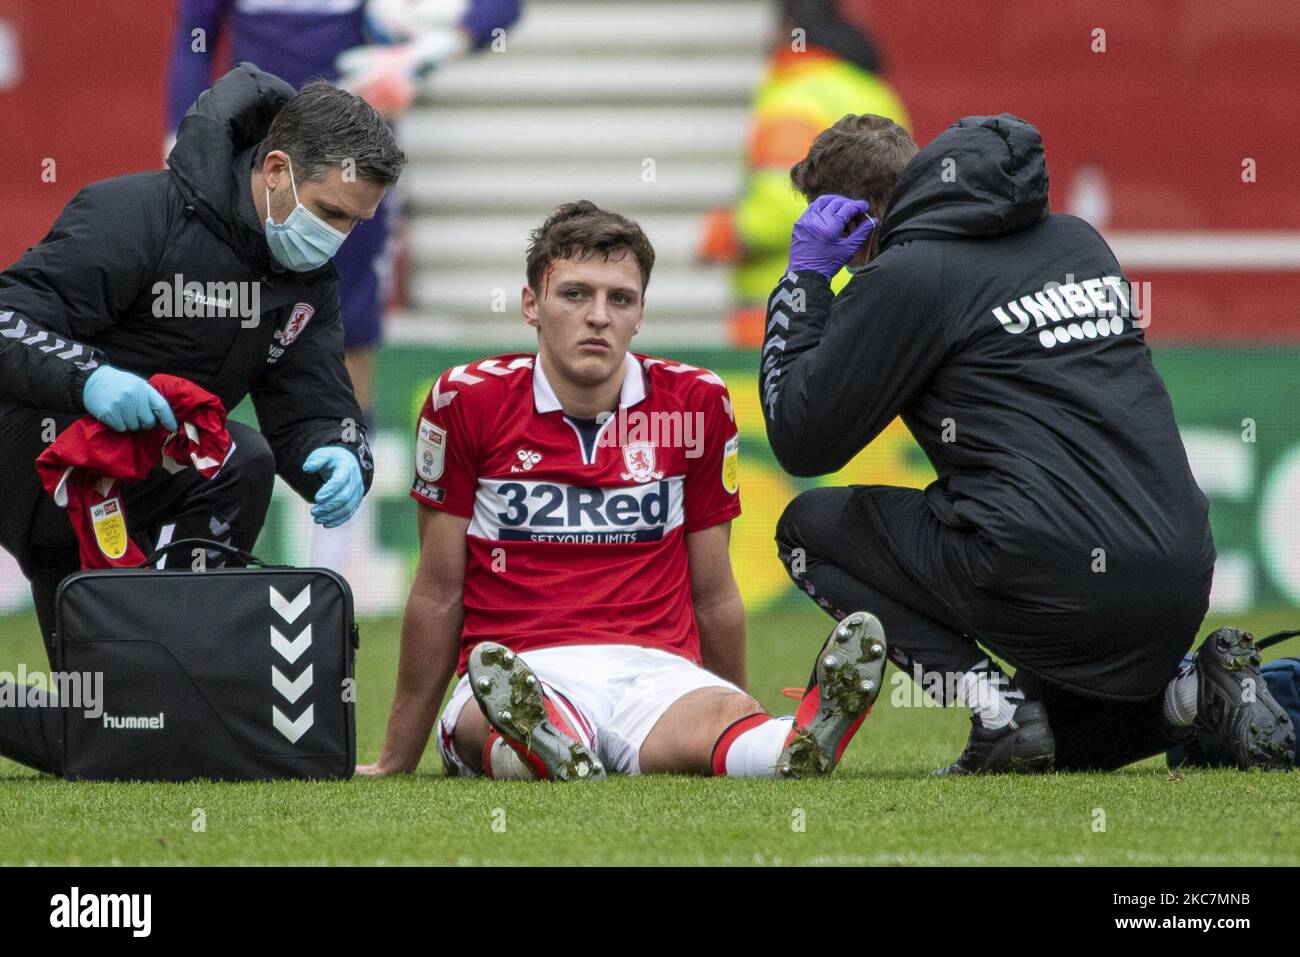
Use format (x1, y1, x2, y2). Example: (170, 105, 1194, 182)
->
(0, 64, 404, 773)
(762, 113, 1294, 773)
(0, 64, 407, 649)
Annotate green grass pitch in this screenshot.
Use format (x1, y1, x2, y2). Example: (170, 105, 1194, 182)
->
(0, 606, 1296, 866)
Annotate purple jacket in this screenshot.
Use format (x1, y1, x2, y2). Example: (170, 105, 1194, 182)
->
(167, 0, 522, 130)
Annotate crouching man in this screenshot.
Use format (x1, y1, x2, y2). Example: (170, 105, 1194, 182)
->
(359, 201, 887, 781)
(762, 113, 1294, 773)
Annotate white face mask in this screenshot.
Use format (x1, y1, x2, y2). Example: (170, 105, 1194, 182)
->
(263, 159, 347, 272)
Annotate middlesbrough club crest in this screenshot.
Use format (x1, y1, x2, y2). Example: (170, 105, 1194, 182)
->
(620, 442, 662, 482)
(275, 302, 315, 346)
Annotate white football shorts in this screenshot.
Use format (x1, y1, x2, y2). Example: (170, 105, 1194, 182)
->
(437, 643, 741, 775)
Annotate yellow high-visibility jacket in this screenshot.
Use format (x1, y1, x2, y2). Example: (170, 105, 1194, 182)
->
(704, 46, 910, 309)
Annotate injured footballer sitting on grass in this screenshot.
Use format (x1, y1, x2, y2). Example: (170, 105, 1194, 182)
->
(358, 201, 886, 781)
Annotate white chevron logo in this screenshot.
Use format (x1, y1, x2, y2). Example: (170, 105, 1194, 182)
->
(431, 377, 457, 411)
(271, 624, 312, 665)
(272, 663, 313, 704)
(771, 286, 796, 308)
(449, 364, 484, 385)
(269, 584, 315, 743)
(269, 584, 311, 623)
(272, 704, 314, 744)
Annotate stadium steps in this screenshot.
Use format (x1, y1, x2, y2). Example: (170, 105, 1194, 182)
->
(391, 0, 775, 347)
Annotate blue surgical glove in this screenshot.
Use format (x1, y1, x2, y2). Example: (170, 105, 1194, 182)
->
(303, 447, 364, 528)
(82, 366, 178, 433)
(788, 195, 877, 278)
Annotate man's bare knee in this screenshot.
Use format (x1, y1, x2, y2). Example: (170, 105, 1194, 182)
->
(682, 689, 765, 745)
(714, 690, 765, 727)
(639, 687, 767, 774)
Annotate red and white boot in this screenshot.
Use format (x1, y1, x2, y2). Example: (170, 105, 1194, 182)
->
(776, 612, 888, 778)
(468, 642, 606, 782)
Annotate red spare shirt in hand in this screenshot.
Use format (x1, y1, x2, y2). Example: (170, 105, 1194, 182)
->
(35, 374, 232, 569)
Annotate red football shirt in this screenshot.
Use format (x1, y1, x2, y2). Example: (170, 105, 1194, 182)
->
(410, 351, 742, 672)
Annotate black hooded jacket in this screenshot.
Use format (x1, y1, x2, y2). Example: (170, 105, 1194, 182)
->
(0, 63, 372, 503)
(761, 114, 1214, 599)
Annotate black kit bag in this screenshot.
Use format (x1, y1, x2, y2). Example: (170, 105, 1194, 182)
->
(53, 539, 358, 781)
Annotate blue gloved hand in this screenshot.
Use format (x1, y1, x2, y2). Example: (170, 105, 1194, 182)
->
(303, 447, 364, 528)
(82, 366, 178, 433)
(788, 195, 877, 278)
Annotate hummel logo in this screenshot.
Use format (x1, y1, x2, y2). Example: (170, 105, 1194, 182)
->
(183, 288, 234, 312)
(512, 448, 542, 472)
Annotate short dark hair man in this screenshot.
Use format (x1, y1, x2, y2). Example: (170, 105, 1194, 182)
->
(762, 113, 1294, 773)
(359, 201, 888, 782)
(0, 65, 404, 774)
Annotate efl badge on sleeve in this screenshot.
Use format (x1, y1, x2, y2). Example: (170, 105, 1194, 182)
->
(90, 497, 129, 560)
(722, 434, 739, 495)
(417, 418, 446, 481)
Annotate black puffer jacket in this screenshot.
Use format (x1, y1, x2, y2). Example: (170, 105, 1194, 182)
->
(0, 63, 372, 502)
(761, 114, 1214, 599)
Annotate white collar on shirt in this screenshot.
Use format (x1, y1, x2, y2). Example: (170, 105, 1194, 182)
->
(532, 350, 646, 416)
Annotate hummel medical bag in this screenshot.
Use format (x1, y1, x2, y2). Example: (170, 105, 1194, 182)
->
(53, 539, 358, 781)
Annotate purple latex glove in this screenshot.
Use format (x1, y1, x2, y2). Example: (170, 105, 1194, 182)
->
(788, 195, 877, 278)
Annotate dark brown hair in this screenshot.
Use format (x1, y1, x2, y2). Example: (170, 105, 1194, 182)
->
(256, 81, 406, 186)
(790, 114, 917, 221)
(525, 200, 656, 293)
